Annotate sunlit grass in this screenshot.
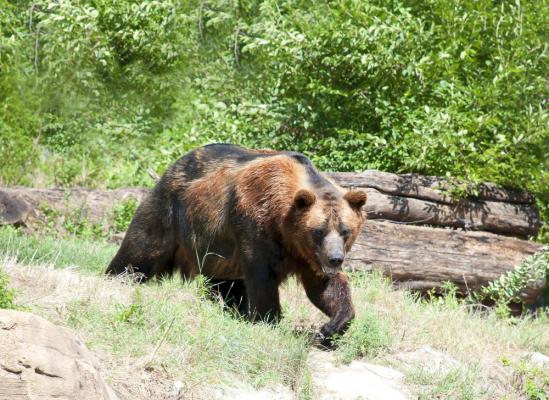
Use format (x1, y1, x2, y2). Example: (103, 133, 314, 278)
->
(0, 226, 115, 273)
(2, 228, 548, 399)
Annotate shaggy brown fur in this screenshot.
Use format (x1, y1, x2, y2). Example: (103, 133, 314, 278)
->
(107, 144, 367, 344)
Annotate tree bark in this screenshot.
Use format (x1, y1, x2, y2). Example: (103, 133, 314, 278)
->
(328, 172, 540, 237)
(346, 220, 545, 303)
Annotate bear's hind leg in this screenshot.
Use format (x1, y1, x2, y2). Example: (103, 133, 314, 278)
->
(106, 223, 177, 281)
(238, 237, 282, 323)
(244, 267, 281, 323)
(208, 279, 248, 316)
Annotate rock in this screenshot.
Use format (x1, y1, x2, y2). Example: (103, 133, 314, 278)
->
(309, 350, 409, 400)
(0, 309, 118, 400)
(524, 352, 549, 368)
(0, 191, 31, 226)
(392, 346, 460, 374)
(209, 384, 293, 400)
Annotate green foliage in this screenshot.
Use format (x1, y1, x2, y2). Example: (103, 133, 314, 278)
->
(504, 359, 549, 400)
(114, 303, 145, 326)
(37, 195, 139, 239)
(62, 206, 105, 239)
(426, 281, 462, 310)
(0, 0, 547, 240)
(38, 202, 106, 239)
(471, 248, 549, 307)
(0, 268, 17, 309)
(335, 308, 392, 362)
(111, 198, 138, 233)
(114, 287, 144, 325)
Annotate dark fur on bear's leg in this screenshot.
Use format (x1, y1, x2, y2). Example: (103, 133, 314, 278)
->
(208, 279, 248, 316)
(239, 240, 283, 324)
(106, 189, 177, 280)
(245, 270, 281, 324)
(300, 269, 355, 349)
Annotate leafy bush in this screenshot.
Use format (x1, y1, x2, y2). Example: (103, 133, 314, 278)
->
(472, 247, 548, 307)
(111, 198, 139, 233)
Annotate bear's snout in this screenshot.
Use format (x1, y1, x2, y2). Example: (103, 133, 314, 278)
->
(328, 254, 344, 268)
(320, 231, 346, 275)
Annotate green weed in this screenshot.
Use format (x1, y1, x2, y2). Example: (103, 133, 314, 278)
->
(511, 360, 549, 400)
(335, 308, 392, 363)
(470, 248, 549, 310)
(0, 267, 17, 309)
(111, 198, 139, 233)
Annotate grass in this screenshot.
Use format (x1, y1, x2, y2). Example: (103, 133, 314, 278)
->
(66, 278, 312, 391)
(0, 226, 116, 273)
(1, 226, 548, 399)
(0, 267, 17, 309)
(408, 367, 482, 400)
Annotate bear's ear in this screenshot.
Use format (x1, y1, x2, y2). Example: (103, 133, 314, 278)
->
(344, 190, 367, 210)
(293, 189, 316, 210)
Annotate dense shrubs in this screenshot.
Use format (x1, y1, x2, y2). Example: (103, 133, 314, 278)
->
(0, 0, 547, 238)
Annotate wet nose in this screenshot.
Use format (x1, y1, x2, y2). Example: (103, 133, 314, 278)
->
(328, 256, 344, 268)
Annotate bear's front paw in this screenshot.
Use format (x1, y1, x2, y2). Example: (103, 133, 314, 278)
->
(312, 331, 335, 350)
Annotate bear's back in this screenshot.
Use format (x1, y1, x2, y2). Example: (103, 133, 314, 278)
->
(161, 144, 342, 233)
(165, 143, 331, 189)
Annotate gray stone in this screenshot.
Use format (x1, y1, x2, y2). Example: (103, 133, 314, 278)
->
(309, 350, 409, 400)
(0, 309, 118, 400)
(393, 346, 460, 374)
(525, 352, 549, 368)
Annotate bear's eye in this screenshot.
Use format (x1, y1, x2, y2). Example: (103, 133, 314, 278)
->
(312, 229, 326, 240)
(341, 227, 351, 239)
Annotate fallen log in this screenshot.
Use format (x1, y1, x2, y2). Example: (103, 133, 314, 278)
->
(362, 189, 540, 237)
(328, 171, 535, 204)
(3, 169, 540, 238)
(0, 187, 148, 227)
(328, 172, 540, 237)
(347, 220, 545, 303)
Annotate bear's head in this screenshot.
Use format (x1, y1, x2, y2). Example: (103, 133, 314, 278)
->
(285, 187, 367, 276)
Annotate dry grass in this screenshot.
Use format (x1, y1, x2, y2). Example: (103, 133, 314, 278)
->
(3, 256, 311, 399)
(1, 227, 548, 399)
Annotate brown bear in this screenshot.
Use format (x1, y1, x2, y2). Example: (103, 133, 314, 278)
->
(106, 144, 367, 344)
